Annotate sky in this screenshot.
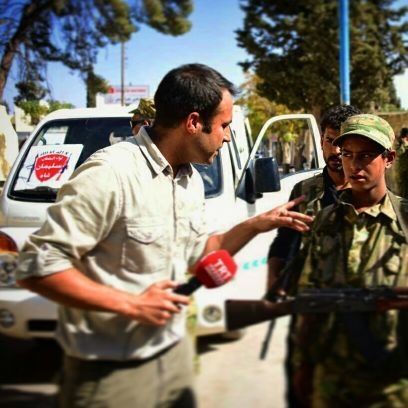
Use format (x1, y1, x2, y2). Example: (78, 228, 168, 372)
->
(3, 0, 408, 110)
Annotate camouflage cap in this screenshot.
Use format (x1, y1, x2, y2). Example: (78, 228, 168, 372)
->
(333, 113, 395, 150)
(129, 98, 156, 118)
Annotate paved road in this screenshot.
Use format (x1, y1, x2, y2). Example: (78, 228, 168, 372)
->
(196, 318, 288, 408)
(0, 318, 289, 408)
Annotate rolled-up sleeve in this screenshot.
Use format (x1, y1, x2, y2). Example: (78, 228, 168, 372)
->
(16, 158, 121, 279)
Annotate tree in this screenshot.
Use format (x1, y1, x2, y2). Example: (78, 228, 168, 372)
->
(86, 69, 110, 108)
(235, 72, 292, 137)
(236, 0, 408, 119)
(237, 72, 311, 167)
(12, 60, 73, 124)
(47, 100, 75, 112)
(13, 65, 48, 125)
(14, 79, 47, 105)
(0, 0, 192, 102)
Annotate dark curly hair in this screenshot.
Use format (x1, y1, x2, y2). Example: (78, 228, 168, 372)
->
(400, 127, 408, 138)
(320, 105, 361, 134)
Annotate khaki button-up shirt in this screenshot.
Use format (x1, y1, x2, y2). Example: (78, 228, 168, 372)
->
(17, 128, 208, 360)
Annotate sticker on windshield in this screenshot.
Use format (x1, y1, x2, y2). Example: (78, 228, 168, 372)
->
(14, 144, 83, 190)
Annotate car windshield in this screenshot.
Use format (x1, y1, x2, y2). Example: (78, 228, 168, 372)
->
(9, 117, 221, 201)
(193, 158, 221, 198)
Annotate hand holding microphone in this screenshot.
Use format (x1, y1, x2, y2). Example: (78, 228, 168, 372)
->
(133, 250, 236, 326)
(174, 249, 237, 295)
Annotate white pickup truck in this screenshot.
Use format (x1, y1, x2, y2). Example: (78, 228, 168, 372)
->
(0, 105, 323, 339)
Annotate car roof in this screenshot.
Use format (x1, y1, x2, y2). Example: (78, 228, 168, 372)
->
(41, 106, 133, 121)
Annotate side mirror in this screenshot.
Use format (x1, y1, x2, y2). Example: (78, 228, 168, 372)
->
(254, 157, 281, 193)
(237, 157, 281, 203)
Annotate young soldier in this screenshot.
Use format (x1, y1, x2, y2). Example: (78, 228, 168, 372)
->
(291, 114, 408, 407)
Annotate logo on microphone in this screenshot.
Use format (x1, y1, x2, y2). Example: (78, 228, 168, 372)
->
(197, 250, 237, 289)
(204, 258, 234, 286)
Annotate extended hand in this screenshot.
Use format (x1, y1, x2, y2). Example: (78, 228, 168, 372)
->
(255, 195, 313, 233)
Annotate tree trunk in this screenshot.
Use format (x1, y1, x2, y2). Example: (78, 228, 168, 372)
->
(0, 1, 52, 100)
(311, 105, 322, 125)
(0, 40, 19, 100)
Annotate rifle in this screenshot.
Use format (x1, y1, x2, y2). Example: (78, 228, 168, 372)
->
(225, 286, 408, 331)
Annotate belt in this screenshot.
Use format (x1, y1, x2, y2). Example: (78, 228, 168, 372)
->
(65, 341, 179, 369)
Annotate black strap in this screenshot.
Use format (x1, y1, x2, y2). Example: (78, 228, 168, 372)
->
(388, 191, 408, 243)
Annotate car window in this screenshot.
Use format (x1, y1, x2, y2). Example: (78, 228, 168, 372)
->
(258, 118, 320, 178)
(9, 117, 132, 201)
(9, 117, 221, 201)
(193, 155, 222, 198)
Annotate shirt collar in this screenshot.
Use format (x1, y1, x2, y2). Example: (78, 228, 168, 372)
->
(339, 189, 397, 223)
(134, 127, 193, 178)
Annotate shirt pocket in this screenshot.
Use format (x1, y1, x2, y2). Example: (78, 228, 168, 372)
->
(190, 216, 206, 238)
(122, 220, 168, 274)
(313, 234, 342, 283)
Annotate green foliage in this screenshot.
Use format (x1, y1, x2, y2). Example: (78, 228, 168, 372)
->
(14, 80, 47, 104)
(14, 74, 74, 125)
(16, 100, 48, 125)
(236, 0, 408, 118)
(141, 0, 193, 35)
(47, 100, 75, 112)
(281, 131, 297, 143)
(236, 73, 293, 137)
(86, 70, 110, 107)
(0, 0, 193, 102)
(16, 99, 75, 125)
(380, 103, 407, 113)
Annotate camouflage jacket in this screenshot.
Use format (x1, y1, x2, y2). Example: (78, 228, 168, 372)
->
(300, 190, 408, 287)
(292, 190, 408, 407)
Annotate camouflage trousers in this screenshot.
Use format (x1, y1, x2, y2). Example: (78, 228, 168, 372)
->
(308, 361, 408, 408)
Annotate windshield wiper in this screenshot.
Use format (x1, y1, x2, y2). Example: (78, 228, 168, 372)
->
(12, 186, 58, 201)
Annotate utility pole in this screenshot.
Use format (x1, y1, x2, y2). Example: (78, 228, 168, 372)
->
(121, 42, 125, 106)
(339, 0, 350, 104)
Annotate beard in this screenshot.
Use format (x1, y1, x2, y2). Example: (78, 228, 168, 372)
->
(325, 154, 343, 172)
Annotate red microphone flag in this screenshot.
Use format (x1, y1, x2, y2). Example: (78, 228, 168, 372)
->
(195, 250, 237, 288)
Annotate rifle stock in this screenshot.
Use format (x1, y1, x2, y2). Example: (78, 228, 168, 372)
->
(225, 299, 294, 331)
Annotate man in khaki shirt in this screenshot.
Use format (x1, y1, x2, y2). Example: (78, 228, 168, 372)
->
(16, 63, 312, 408)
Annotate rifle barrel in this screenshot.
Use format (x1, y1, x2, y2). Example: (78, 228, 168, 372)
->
(225, 287, 408, 331)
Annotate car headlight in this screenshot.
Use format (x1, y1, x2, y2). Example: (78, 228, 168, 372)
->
(0, 232, 18, 287)
(202, 305, 223, 323)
